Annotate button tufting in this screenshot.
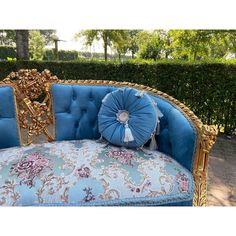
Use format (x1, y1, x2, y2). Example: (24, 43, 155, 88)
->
(90, 120, 97, 127)
(75, 121, 79, 128)
(72, 90, 77, 100)
(89, 93, 93, 99)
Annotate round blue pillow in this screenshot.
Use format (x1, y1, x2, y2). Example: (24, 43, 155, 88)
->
(98, 87, 158, 148)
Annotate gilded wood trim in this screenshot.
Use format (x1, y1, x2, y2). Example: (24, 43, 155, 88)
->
(1, 69, 58, 145)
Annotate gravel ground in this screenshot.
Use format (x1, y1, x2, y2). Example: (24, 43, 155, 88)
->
(207, 136, 236, 206)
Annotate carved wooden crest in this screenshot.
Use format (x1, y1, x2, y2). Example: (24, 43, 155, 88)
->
(1, 69, 58, 145)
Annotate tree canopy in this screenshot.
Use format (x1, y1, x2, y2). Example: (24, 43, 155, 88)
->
(29, 31, 45, 60)
(75, 30, 130, 61)
(75, 29, 236, 61)
(1, 29, 236, 61)
(0, 30, 55, 47)
(0, 30, 16, 46)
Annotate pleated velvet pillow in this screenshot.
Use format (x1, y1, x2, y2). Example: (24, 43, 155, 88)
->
(98, 87, 158, 148)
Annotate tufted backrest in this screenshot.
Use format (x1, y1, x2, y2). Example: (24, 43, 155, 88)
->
(51, 84, 115, 141)
(0, 85, 21, 149)
(51, 84, 197, 171)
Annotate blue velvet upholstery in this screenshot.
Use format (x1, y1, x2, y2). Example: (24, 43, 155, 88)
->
(52, 84, 114, 140)
(151, 96, 197, 172)
(98, 87, 158, 148)
(0, 86, 20, 149)
(51, 84, 197, 172)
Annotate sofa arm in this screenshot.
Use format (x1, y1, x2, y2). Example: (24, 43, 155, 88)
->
(156, 99, 218, 206)
(193, 125, 218, 206)
(157, 105, 197, 172)
(169, 107, 197, 171)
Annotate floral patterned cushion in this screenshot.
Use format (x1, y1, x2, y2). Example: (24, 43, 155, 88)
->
(0, 140, 194, 206)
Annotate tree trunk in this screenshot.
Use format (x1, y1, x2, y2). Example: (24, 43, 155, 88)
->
(131, 50, 134, 59)
(16, 30, 29, 60)
(104, 42, 108, 61)
(165, 52, 168, 59)
(193, 51, 197, 60)
(54, 40, 59, 60)
(165, 50, 170, 59)
(103, 33, 108, 61)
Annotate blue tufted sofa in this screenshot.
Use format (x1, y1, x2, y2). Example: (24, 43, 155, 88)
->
(0, 81, 217, 206)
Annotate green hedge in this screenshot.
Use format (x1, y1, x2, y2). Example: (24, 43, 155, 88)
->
(43, 49, 79, 61)
(0, 46, 17, 60)
(0, 60, 235, 134)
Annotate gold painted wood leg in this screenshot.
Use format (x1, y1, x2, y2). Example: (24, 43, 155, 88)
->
(193, 173, 207, 206)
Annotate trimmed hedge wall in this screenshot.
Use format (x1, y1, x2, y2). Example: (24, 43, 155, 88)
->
(43, 49, 79, 61)
(0, 60, 235, 134)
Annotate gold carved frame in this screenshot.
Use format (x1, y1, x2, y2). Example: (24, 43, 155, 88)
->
(0, 69, 218, 206)
(0, 69, 58, 145)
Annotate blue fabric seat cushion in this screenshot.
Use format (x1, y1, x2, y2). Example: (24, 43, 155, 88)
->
(98, 87, 158, 148)
(0, 140, 194, 206)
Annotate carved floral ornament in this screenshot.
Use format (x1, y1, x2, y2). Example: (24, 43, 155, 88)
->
(1, 69, 59, 145)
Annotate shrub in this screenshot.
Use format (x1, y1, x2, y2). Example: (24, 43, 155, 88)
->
(29, 31, 45, 60)
(43, 49, 79, 61)
(0, 60, 235, 134)
(0, 46, 17, 60)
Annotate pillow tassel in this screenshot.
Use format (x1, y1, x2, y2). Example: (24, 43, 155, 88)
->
(124, 123, 134, 142)
(149, 133, 157, 151)
(96, 134, 104, 143)
(149, 117, 161, 151)
(138, 146, 153, 155)
(156, 120, 160, 135)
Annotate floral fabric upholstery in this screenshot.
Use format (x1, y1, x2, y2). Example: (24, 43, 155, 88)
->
(0, 140, 194, 206)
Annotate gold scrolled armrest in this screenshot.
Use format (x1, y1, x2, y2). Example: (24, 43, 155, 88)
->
(193, 124, 218, 206)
